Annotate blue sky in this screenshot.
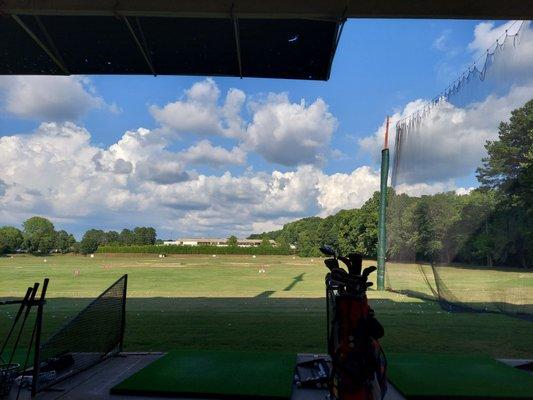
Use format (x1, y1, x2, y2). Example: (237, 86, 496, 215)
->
(1, 19, 531, 238)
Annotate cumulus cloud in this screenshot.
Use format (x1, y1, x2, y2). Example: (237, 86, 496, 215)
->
(150, 80, 338, 166)
(244, 94, 337, 166)
(149, 78, 246, 138)
(0, 76, 115, 121)
(316, 167, 380, 215)
(178, 140, 246, 167)
(0, 122, 380, 236)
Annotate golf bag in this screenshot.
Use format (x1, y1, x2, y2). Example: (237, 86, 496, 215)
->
(322, 247, 387, 400)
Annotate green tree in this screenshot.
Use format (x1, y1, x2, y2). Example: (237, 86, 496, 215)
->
(477, 99, 533, 203)
(260, 235, 272, 248)
(105, 231, 120, 244)
(55, 230, 76, 253)
(79, 229, 107, 254)
(0, 226, 23, 254)
(477, 98, 533, 268)
(133, 227, 157, 245)
(119, 229, 134, 245)
(227, 235, 238, 247)
(79, 235, 99, 255)
(22, 216, 56, 254)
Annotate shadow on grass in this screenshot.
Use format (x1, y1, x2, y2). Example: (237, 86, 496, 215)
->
(283, 273, 305, 291)
(1, 296, 532, 358)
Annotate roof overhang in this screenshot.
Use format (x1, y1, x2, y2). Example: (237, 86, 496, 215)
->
(1, 1, 531, 80)
(3, 0, 532, 20)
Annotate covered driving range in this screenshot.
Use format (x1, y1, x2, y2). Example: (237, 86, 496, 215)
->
(2, 1, 533, 399)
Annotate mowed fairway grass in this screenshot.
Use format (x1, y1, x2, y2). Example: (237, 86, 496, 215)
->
(1, 254, 531, 358)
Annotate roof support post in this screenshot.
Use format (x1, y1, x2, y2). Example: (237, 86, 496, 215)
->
(12, 14, 69, 74)
(231, 4, 243, 79)
(122, 15, 157, 76)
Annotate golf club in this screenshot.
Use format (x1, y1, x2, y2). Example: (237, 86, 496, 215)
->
(347, 253, 363, 276)
(324, 258, 339, 271)
(319, 245, 337, 259)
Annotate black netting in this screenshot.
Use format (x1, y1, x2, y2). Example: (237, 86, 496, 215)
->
(386, 21, 533, 322)
(35, 275, 127, 392)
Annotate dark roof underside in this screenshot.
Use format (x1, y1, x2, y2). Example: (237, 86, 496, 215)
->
(2, 0, 532, 80)
(1, 15, 339, 80)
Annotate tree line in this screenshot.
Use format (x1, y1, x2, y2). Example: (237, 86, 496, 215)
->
(0, 217, 159, 255)
(250, 99, 532, 268)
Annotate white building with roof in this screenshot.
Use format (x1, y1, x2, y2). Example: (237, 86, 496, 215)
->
(161, 238, 276, 247)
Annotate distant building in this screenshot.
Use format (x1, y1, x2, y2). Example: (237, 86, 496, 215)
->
(161, 238, 276, 247)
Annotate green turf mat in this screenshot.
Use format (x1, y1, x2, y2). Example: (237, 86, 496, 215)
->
(388, 353, 533, 399)
(111, 350, 295, 399)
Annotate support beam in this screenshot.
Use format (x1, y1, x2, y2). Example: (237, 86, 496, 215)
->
(123, 15, 157, 76)
(34, 15, 69, 72)
(231, 4, 243, 79)
(12, 14, 69, 74)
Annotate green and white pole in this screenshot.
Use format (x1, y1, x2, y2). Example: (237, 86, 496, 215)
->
(377, 116, 390, 291)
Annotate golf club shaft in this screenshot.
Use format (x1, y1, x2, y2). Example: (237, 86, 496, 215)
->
(19, 279, 49, 400)
(7, 283, 39, 367)
(0, 287, 33, 363)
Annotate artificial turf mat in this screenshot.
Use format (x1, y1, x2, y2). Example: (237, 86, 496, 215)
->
(110, 350, 295, 399)
(387, 353, 533, 399)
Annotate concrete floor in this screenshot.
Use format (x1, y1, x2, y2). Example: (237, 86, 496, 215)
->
(5, 352, 406, 400)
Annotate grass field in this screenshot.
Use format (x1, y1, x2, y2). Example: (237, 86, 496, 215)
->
(0, 254, 531, 359)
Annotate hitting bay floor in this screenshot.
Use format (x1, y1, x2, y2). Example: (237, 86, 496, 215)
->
(7, 353, 406, 400)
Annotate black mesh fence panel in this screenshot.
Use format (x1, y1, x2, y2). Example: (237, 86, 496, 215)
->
(386, 21, 533, 322)
(34, 274, 127, 392)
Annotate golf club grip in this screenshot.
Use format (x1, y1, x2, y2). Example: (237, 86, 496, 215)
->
(337, 256, 351, 271)
(347, 253, 363, 276)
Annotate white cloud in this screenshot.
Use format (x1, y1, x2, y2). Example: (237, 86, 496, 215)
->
(149, 78, 246, 138)
(0, 122, 380, 236)
(0, 76, 114, 120)
(244, 94, 337, 166)
(358, 99, 426, 164)
(150, 80, 338, 166)
(317, 167, 380, 215)
(178, 140, 246, 167)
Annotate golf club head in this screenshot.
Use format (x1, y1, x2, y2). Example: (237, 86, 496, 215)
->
(337, 256, 351, 272)
(362, 266, 377, 278)
(319, 245, 337, 258)
(347, 253, 363, 276)
(324, 258, 339, 271)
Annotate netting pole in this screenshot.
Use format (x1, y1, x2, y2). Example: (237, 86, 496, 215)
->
(377, 117, 390, 291)
(119, 274, 128, 352)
